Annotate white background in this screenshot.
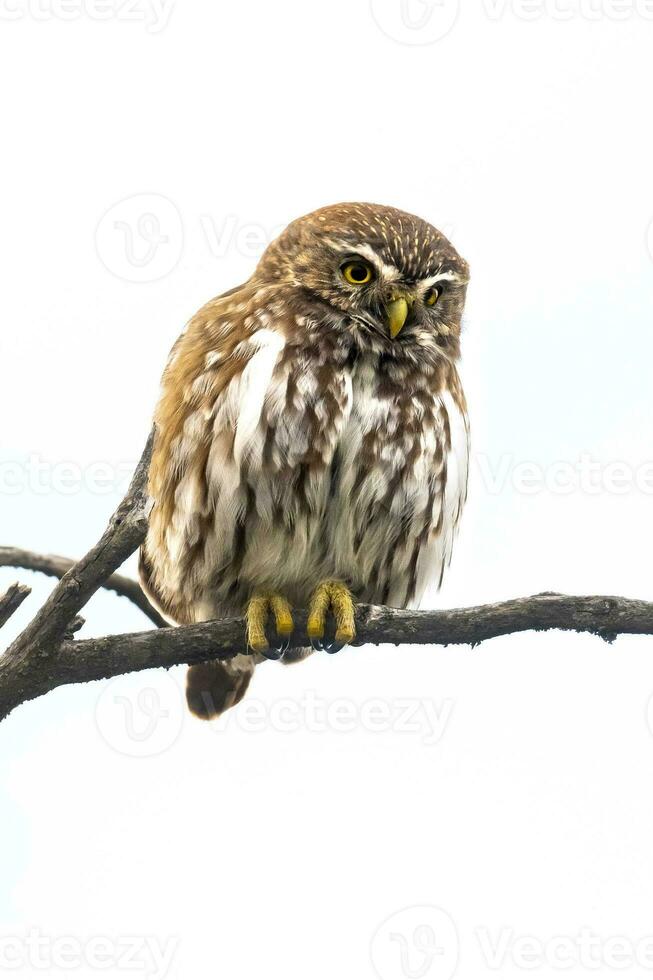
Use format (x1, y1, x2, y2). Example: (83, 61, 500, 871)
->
(2, 1, 653, 978)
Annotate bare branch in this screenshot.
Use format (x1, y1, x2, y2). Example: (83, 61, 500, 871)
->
(0, 584, 31, 630)
(0, 546, 166, 628)
(1, 591, 652, 722)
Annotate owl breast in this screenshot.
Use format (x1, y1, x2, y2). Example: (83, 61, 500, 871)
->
(142, 322, 469, 625)
(323, 356, 469, 609)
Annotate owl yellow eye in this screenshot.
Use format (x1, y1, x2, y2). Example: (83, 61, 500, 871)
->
(341, 261, 374, 286)
(425, 287, 441, 307)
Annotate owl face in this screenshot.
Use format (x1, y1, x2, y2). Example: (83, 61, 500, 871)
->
(257, 203, 469, 357)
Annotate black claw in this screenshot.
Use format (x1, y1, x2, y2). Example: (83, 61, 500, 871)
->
(323, 640, 347, 655)
(262, 646, 284, 661)
(310, 634, 348, 654)
(265, 633, 292, 660)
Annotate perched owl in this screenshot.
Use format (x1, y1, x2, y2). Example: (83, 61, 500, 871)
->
(140, 203, 470, 720)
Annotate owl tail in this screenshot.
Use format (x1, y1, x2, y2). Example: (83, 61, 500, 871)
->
(186, 654, 255, 720)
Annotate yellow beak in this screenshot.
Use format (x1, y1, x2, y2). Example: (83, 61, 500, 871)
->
(386, 297, 410, 338)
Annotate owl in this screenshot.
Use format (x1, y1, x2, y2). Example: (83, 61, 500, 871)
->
(140, 203, 470, 720)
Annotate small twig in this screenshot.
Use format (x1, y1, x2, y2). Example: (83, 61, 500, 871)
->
(0, 584, 31, 630)
(0, 546, 166, 628)
(63, 616, 86, 642)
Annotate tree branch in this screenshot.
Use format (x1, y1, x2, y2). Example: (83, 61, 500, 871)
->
(0, 584, 31, 630)
(2, 430, 153, 667)
(0, 546, 166, 628)
(0, 431, 155, 720)
(1, 591, 652, 722)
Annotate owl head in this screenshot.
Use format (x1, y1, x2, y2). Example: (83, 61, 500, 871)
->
(257, 202, 469, 358)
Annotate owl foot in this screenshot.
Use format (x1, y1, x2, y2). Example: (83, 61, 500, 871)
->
(307, 580, 356, 654)
(246, 593, 294, 660)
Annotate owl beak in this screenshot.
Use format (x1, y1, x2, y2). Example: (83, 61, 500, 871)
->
(386, 296, 410, 338)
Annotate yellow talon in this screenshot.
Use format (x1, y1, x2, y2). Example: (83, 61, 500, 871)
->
(246, 595, 270, 653)
(307, 582, 331, 640)
(246, 593, 294, 657)
(307, 581, 356, 651)
(270, 595, 294, 638)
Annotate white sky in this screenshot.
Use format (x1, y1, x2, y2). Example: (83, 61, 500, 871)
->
(1, 2, 653, 978)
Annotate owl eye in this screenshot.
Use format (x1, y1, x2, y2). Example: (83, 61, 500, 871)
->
(424, 287, 441, 307)
(341, 260, 374, 286)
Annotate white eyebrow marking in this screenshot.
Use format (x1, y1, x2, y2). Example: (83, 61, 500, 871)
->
(325, 238, 401, 283)
(325, 237, 468, 289)
(420, 271, 467, 290)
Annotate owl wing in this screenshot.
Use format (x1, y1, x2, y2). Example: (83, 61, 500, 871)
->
(140, 294, 351, 623)
(438, 386, 470, 567)
(412, 384, 469, 607)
